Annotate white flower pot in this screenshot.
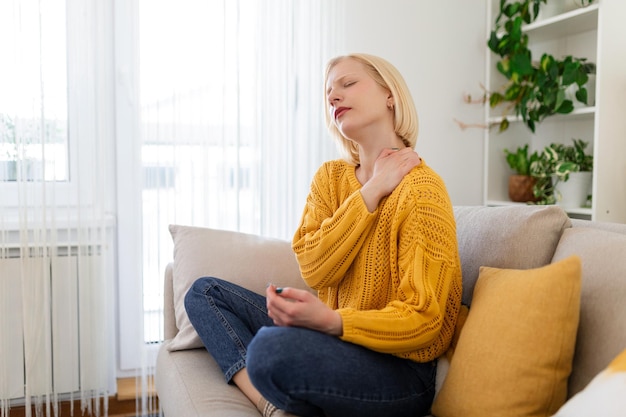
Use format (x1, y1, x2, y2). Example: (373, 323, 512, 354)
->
(538, 1, 578, 20)
(538, 0, 592, 21)
(554, 171, 593, 209)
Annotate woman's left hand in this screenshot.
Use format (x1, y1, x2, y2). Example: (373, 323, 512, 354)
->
(266, 285, 343, 336)
(360, 148, 421, 212)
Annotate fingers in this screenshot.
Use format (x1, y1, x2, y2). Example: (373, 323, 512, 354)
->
(266, 285, 299, 326)
(266, 285, 301, 302)
(379, 147, 421, 163)
(403, 151, 422, 168)
(383, 148, 421, 172)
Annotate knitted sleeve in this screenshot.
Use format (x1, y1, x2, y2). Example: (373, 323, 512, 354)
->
(292, 161, 378, 289)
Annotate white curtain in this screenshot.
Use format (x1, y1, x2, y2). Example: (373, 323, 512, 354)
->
(0, 0, 116, 416)
(134, 0, 344, 363)
(1, 0, 344, 414)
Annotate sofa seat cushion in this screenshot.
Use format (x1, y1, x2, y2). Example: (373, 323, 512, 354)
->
(168, 225, 307, 351)
(156, 339, 259, 417)
(454, 205, 571, 306)
(431, 255, 582, 417)
(551, 226, 626, 396)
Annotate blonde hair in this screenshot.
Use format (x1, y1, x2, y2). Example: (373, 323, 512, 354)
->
(324, 53, 419, 165)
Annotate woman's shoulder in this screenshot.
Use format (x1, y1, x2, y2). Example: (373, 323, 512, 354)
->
(406, 160, 445, 186)
(320, 158, 353, 170)
(400, 161, 452, 204)
(315, 159, 354, 180)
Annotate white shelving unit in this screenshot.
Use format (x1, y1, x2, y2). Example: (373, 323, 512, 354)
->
(483, 0, 626, 223)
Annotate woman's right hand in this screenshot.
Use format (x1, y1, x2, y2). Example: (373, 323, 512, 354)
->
(266, 284, 343, 336)
(360, 148, 421, 212)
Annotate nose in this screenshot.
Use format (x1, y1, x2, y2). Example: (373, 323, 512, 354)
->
(327, 87, 341, 106)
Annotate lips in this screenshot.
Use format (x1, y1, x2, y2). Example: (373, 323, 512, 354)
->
(334, 107, 350, 120)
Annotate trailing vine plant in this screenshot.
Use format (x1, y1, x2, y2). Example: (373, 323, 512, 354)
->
(487, 0, 595, 133)
(529, 138, 594, 205)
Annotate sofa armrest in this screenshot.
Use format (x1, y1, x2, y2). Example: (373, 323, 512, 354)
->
(163, 262, 178, 340)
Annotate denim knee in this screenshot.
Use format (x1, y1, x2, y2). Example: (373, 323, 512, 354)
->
(247, 326, 280, 377)
(185, 277, 215, 315)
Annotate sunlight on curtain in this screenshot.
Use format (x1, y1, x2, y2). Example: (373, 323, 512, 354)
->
(133, 0, 344, 390)
(0, 0, 116, 416)
(137, 0, 343, 347)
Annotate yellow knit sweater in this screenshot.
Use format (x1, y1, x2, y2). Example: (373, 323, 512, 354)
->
(292, 159, 462, 362)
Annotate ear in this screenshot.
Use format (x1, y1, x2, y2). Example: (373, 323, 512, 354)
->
(387, 95, 395, 110)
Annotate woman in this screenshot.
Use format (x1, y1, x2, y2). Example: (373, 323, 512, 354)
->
(185, 53, 463, 417)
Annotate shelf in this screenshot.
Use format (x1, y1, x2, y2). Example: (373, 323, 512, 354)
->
(525, 5, 599, 41)
(484, 0, 626, 223)
(488, 106, 596, 125)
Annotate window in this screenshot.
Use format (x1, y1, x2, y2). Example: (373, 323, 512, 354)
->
(0, 0, 69, 184)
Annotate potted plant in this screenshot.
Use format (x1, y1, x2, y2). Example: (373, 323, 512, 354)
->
(541, 0, 595, 18)
(504, 144, 540, 202)
(529, 138, 593, 206)
(487, 0, 594, 133)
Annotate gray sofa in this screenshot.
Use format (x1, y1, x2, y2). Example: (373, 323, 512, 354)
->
(156, 205, 626, 416)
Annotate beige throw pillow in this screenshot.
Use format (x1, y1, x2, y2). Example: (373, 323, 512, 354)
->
(167, 225, 306, 351)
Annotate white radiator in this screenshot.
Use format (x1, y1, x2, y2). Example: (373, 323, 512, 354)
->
(0, 246, 107, 402)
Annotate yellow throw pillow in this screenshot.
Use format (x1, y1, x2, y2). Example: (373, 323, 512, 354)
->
(551, 348, 626, 417)
(432, 255, 582, 417)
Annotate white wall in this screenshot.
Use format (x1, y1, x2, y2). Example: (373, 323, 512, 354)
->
(339, 0, 487, 205)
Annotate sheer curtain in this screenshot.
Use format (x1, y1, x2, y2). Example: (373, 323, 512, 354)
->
(1, 0, 345, 414)
(0, 0, 116, 416)
(125, 0, 344, 371)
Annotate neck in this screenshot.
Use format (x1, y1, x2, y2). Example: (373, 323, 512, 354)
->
(355, 135, 406, 184)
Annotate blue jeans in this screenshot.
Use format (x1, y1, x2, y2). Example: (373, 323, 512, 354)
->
(185, 277, 436, 417)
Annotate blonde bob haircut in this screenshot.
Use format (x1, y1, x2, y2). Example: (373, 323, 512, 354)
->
(324, 53, 419, 165)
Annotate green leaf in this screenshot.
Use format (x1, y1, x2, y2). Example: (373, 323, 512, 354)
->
(576, 68, 589, 86)
(556, 161, 578, 174)
(576, 87, 588, 104)
(545, 146, 559, 162)
(490, 92, 504, 107)
(504, 84, 521, 101)
(497, 57, 511, 74)
(503, 3, 521, 18)
(497, 38, 510, 53)
(532, 1, 542, 20)
(499, 118, 509, 132)
(555, 88, 565, 111)
(556, 100, 574, 114)
(511, 52, 534, 76)
(540, 54, 554, 72)
(510, 16, 523, 42)
(488, 31, 500, 52)
(562, 60, 580, 85)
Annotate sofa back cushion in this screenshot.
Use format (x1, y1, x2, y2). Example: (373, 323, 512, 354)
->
(551, 226, 626, 396)
(454, 205, 572, 306)
(167, 225, 306, 352)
